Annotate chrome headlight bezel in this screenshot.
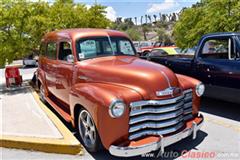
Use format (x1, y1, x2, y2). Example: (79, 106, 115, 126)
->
(195, 83, 205, 97)
(109, 99, 126, 118)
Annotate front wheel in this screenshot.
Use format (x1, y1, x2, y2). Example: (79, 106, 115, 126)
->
(77, 109, 102, 152)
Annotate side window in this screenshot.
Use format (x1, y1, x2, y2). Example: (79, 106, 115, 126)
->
(47, 42, 57, 59)
(58, 42, 73, 61)
(200, 38, 233, 60)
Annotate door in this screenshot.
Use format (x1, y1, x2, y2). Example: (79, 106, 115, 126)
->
(45, 42, 58, 94)
(195, 36, 240, 88)
(55, 41, 74, 105)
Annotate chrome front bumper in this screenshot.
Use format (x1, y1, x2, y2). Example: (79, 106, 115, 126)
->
(109, 114, 204, 157)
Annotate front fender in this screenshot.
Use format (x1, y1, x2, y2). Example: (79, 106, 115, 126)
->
(69, 83, 142, 149)
(176, 74, 202, 115)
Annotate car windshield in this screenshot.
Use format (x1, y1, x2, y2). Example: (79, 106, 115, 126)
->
(174, 48, 182, 54)
(140, 42, 152, 47)
(76, 36, 136, 60)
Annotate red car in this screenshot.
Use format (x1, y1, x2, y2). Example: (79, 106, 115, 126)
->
(37, 29, 204, 157)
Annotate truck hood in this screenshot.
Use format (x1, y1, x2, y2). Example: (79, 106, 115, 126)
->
(76, 56, 180, 100)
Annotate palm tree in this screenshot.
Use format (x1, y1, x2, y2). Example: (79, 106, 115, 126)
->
(153, 14, 157, 22)
(140, 16, 143, 25)
(162, 14, 166, 22)
(134, 17, 137, 25)
(129, 18, 133, 24)
(142, 25, 150, 40)
(145, 14, 148, 24)
(148, 15, 152, 24)
(171, 13, 177, 21)
(166, 14, 171, 22)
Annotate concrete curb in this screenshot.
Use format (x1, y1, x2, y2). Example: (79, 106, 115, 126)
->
(0, 88, 83, 155)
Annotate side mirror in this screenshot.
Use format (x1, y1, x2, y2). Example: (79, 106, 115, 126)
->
(66, 55, 74, 63)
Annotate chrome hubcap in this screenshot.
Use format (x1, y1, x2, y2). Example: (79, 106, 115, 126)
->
(78, 110, 96, 148)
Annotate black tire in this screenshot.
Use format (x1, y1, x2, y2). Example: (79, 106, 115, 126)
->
(39, 84, 47, 104)
(77, 109, 103, 152)
(143, 51, 150, 56)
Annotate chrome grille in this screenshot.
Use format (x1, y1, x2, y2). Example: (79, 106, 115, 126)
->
(128, 89, 193, 140)
(183, 89, 193, 120)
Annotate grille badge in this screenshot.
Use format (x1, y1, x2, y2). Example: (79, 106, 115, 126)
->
(156, 87, 181, 97)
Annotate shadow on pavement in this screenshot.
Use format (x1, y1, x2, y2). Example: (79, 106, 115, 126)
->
(201, 97, 240, 122)
(0, 81, 32, 96)
(43, 97, 208, 160)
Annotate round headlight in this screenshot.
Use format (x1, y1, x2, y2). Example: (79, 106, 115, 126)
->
(109, 100, 126, 118)
(196, 83, 205, 97)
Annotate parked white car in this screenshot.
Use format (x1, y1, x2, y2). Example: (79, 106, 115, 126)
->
(23, 54, 38, 67)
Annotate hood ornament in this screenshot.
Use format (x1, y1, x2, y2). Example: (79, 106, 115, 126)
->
(156, 87, 182, 97)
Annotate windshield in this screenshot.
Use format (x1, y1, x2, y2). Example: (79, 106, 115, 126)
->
(174, 48, 182, 54)
(76, 36, 136, 60)
(140, 42, 152, 47)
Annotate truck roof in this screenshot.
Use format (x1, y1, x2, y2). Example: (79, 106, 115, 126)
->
(203, 32, 240, 38)
(42, 28, 129, 42)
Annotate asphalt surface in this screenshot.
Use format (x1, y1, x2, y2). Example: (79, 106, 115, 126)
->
(1, 66, 240, 160)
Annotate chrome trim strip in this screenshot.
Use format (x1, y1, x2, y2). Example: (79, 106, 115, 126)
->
(108, 99, 126, 118)
(183, 114, 193, 121)
(161, 71, 171, 88)
(184, 108, 192, 114)
(109, 114, 204, 157)
(192, 122, 197, 139)
(78, 76, 88, 80)
(184, 102, 192, 109)
(130, 101, 184, 116)
(129, 115, 183, 133)
(129, 122, 184, 140)
(130, 95, 184, 108)
(183, 89, 193, 94)
(129, 108, 184, 125)
(184, 94, 192, 100)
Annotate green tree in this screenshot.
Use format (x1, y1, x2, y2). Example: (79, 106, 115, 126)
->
(142, 25, 150, 40)
(174, 0, 240, 49)
(157, 28, 172, 44)
(126, 28, 141, 41)
(86, 4, 111, 28)
(0, 0, 111, 66)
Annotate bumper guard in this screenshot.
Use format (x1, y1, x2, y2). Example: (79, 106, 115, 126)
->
(109, 114, 204, 157)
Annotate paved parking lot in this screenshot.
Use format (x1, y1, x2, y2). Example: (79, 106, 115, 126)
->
(1, 67, 240, 160)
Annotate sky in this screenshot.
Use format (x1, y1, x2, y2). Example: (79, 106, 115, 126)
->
(74, 0, 200, 22)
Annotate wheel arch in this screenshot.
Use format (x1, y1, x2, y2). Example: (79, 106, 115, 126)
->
(69, 82, 142, 149)
(72, 103, 84, 128)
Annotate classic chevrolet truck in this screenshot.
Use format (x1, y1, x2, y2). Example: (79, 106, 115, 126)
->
(146, 32, 240, 103)
(37, 29, 204, 157)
